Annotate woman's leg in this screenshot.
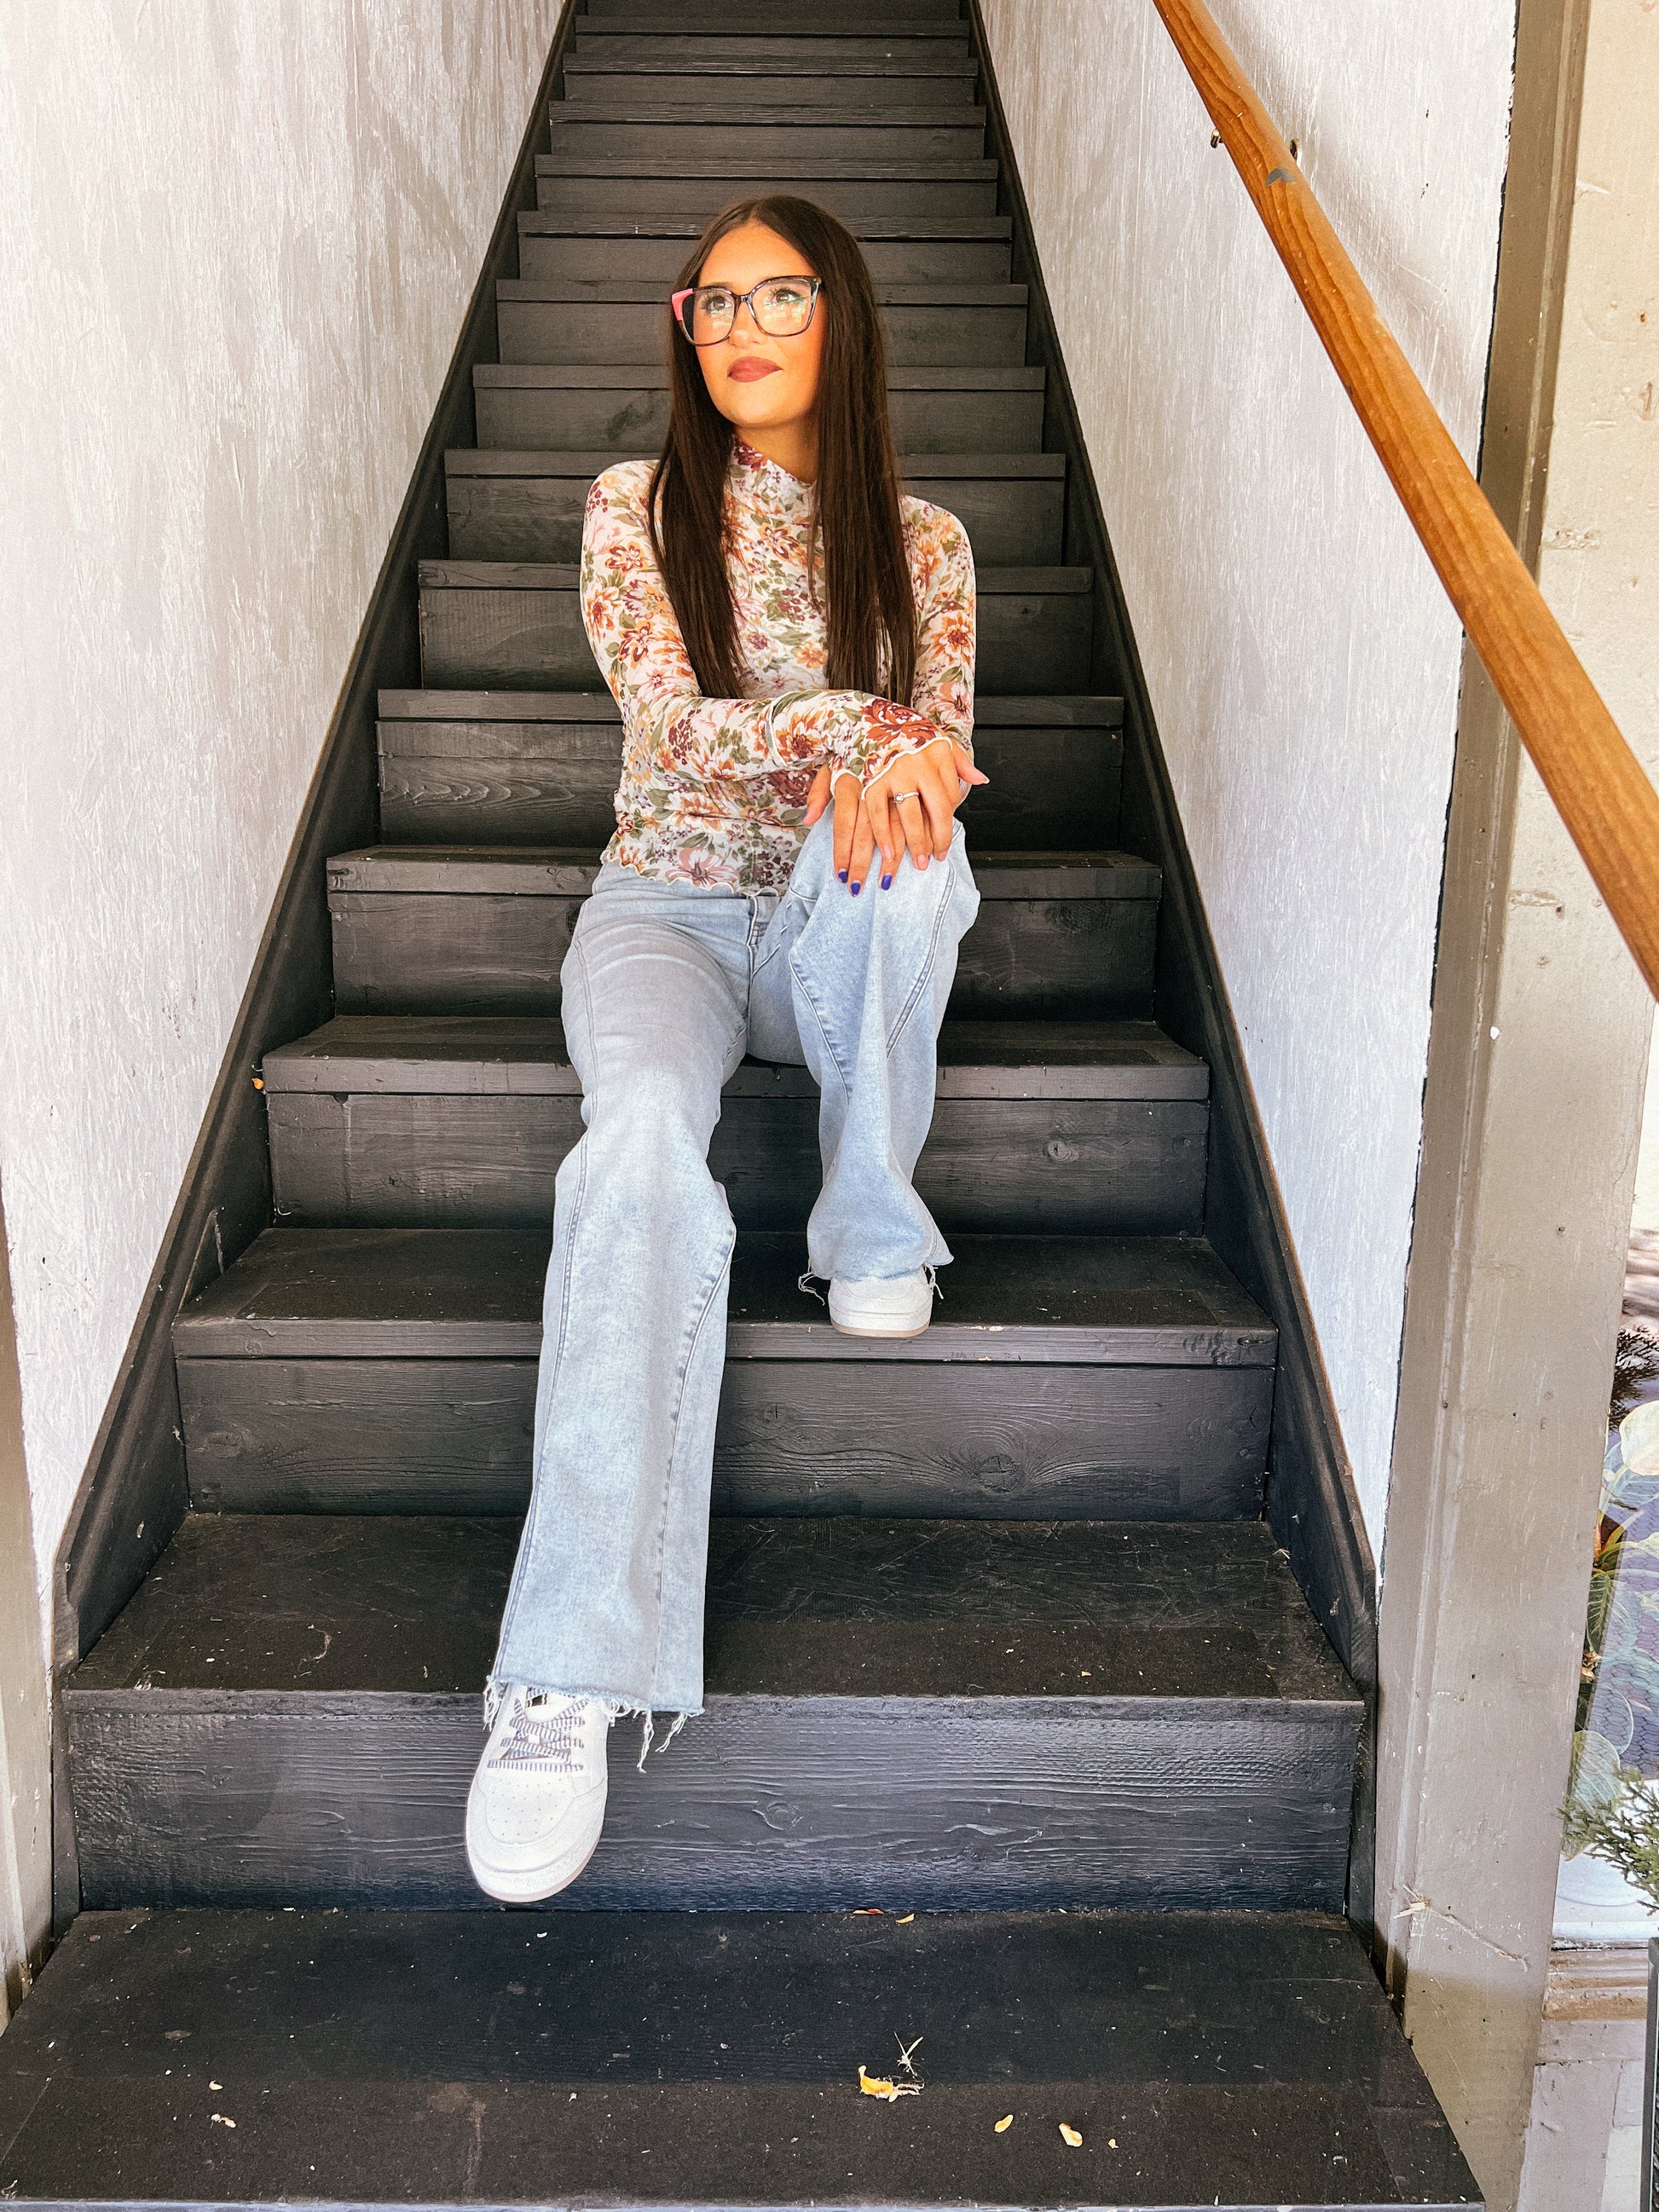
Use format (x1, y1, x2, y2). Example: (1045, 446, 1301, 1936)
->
(747, 808, 981, 1283)
(489, 871, 751, 1724)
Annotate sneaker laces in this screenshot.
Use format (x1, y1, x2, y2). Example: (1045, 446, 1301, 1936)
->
(487, 1689, 590, 1776)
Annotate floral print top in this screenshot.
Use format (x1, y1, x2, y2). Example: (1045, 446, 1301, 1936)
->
(578, 436, 977, 892)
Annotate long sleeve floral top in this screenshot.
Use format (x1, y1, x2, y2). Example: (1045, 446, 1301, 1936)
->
(578, 436, 976, 893)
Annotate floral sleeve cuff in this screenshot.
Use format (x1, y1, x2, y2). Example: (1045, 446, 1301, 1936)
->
(849, 699, 949, 789)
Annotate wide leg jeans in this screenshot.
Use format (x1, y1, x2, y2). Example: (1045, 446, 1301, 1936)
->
(489, 807, 981, 1724)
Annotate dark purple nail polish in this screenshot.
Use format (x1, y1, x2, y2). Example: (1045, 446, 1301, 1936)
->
(850, 880, 862, 895)
(881, 873, 893, 890)
(837, 869, 847, 882)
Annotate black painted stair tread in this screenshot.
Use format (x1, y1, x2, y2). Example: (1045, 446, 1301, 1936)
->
(262, 1014, 1208, 1100)
(537, 153, 997, 179)
(499, 276, 1018, 304)
(0, 1909, 1476, 2209)
(419, 557, 1088, 590)
(470, 361, 1048, 393)
(549, 100, 988, 130)
(327, 842, 1153, 897)
(590, 3, 971, 26)
(413, 562, 1092, 696)
(67, 1513, 1353, 1707)
(518, 210, 1011, 236)
(594, 3, 971, 20)
(174, 1227, 1277, 1366)
(567, 61, 980, 95)
(377, 685, 1118, 723)
(373, 693, 1121, 847)
(442, 447, 1063, 476)
(568, 41, 978, 71)
(472, 361, 1046, 455)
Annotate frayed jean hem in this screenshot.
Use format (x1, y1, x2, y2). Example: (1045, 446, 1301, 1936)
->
(483, 1672, 698, 1772)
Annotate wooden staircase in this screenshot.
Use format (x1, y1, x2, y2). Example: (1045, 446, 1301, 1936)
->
(3, 5, 1479, 2206)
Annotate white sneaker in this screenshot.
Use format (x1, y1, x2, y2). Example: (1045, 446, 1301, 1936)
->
(828, 1266, 936, 1338)
(465, 1686, 610, 1904)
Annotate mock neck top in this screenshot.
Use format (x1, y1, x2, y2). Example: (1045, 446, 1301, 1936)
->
(577, 436, 976, 893)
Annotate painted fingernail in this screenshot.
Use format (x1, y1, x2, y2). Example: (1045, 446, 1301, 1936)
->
(850, 880, 862, 895)
(881, 873, 893, 890)
(837, 869, 847, 882)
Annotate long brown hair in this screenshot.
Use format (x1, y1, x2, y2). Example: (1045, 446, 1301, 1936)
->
(646, 196, 917, 709)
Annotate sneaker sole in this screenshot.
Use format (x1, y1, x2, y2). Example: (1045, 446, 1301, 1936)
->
(828, 1310, 934, 1338)
(465, 1804, 605, 1906)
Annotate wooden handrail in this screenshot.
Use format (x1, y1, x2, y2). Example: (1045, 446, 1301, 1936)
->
(1153, 0, 1659, 997)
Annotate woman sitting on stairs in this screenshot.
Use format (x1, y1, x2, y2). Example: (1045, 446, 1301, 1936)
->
(465, 194, 986, 1906)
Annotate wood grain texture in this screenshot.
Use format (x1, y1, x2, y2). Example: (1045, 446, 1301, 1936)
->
(65, 1693, 1356, 1913)
(518, 229, 1010, 280)
(176, 1353, 1270, 1519)
(535, 174, 999, 218)
(415, 563, 1092, 691)
(444, 456, 1060, 563)
(171, 1227, 1280, 1368)
(474, 361, 1045, 452)
(260, 1014, 1203, 1096)
(378, 715, 1114, 845)
(1155, 0, 1659, 997)
(545, 113, 988, 158)
(62, 1516, 1356, 1909)
(326, 846, 1157, 1019)
(263, 1089, 1206, 1235)
(0, 1909, 1477, 2209)
(497, 297, 1023, 370)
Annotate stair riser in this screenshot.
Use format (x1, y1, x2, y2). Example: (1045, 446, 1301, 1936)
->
(585, 0, 969, 23)
(587, 0, 969, 24)
(497, 299, 1025, 368)
(417, 580, 1091, 693)
(537, 177, 998, 217)
(476, 377, 1044, 453)
(65, 1697, 1357, 1913)
(264, 1093, 1207, 1236)
(379, 722, 1119, 848)
(564, 72, 977, 107)
(570, 34, 974, 69)
(329, 892, 1158, 1021)
(177, 1356, 1272, 1519)
(546, 121, 987, 164)
(446, 471, 1059, 565)
(517, 234, 1011, 282)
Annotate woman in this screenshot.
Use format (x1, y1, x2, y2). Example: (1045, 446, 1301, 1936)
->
(465, 195, 986, 1905)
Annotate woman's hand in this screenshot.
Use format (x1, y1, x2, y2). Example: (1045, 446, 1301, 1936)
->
(802, 735, 989, 891)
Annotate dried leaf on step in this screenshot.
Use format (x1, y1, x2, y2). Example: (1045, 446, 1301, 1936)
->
(994, 2114, 1014, 2134)
(896, 1913, 915, 1924)
(858, 2065, 922, 2103)
(1059, 2123, 1083, 2146)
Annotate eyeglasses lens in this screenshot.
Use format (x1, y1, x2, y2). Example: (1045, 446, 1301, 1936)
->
(686, 279, 817, 344)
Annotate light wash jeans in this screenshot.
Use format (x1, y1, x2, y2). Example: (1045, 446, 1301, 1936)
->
(488, 806, 981, 1732)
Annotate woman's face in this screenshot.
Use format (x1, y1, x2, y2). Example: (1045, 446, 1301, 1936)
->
(690, 222, 826, 454)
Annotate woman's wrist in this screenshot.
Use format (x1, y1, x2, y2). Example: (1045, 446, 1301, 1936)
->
(850, 701, 947, 789)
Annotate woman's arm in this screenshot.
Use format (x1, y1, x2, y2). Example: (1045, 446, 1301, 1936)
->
(579, 466, 940, 787)
(851, 505, 977, 790)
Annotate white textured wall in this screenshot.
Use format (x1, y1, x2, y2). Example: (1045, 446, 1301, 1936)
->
(979, 0, 1516, 1557)
(0, 0, 562, 1634)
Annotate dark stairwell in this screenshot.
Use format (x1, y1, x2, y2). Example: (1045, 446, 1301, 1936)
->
(3, 5, 1477, 2206)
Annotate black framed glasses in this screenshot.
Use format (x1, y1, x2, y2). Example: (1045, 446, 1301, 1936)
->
(670, 274, 823, 347)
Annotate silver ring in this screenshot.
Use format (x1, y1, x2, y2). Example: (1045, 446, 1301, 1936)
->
(893, 789, 922, 802)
